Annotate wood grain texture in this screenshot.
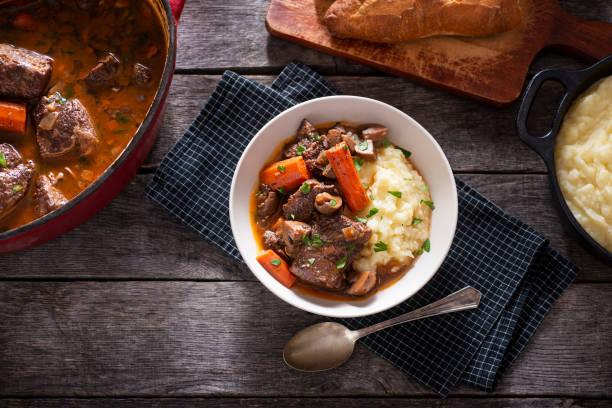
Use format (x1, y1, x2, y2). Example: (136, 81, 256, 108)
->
(0, 282, 610, 397)
(148, 74, 563, 173)
(176, 0, 611, 76)
(265, 0, 612, 105)
(1, 173, 608, 281)
(0, 398, 610, 407)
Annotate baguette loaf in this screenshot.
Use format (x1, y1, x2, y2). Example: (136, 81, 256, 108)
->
(324, 0, 522, 43)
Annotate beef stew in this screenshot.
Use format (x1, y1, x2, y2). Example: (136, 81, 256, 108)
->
(0, 0, 166, 232)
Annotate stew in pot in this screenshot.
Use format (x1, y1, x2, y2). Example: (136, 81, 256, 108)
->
(0, 0, 166, 232)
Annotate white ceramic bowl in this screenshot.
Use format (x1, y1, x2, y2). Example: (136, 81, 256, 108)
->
(230, 96, 457, 318)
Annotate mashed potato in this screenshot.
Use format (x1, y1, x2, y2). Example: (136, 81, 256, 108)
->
(352, 146, 432, 273)
(555, 75, 612, 252)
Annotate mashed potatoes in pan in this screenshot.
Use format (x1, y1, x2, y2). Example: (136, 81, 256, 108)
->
(352, 146, 432, 274)
(555, 75, 612, 252)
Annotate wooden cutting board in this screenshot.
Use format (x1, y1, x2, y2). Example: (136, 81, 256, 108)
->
(266, 0, 612, 106)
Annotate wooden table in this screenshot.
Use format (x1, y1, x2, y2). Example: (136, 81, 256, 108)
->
(1, 1, 611, 406)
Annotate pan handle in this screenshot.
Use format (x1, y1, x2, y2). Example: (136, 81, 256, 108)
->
(169, 0, 185, 23)
(516, 69, 582, 162)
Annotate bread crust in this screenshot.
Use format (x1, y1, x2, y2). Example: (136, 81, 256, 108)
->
(324, 0, 522, 43)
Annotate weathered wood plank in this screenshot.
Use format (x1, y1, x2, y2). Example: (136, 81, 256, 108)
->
(176, 0, 611, 74)
(150, 74, 566, 173)
(0, 282, 609, 397)
(0, 398, 610, 407)
(2, 173, 608, 281)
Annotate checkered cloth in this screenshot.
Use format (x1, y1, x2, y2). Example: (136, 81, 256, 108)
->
(146, 61, 578, 397)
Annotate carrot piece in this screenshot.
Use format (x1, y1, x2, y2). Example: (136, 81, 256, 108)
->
(0, 101, 27, 134)
(326, 142, 369, 212)
(260, 156, 311, 191)
(256, 249, 297, 288)
(271, 216, 285, 232)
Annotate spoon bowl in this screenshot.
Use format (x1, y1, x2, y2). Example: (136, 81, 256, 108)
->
(283, 286, 482, 372)
(283, 322, 355, 372)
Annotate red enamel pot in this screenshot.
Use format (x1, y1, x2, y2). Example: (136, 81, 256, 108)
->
(0, 0, 186, 253)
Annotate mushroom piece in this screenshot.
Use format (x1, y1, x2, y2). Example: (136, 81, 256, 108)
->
(314, 192, 342, 215)
(347, 270, 377, 296)
(355, 138, 376, 160)
(361, 125, 388, 144)
(322, 164, 336, 179)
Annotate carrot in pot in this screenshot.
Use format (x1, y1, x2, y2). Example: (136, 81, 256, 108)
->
(0, 101, 27, 134)
(256, 249, 297, 288)
(326, 142, 369, 212)
(260, 156, 311, 191)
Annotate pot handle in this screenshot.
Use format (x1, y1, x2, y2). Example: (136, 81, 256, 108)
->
(516, 69, 581, 161)
(169, 0, 185, 23)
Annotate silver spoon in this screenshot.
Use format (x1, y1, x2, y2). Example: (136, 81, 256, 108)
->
(284, 286, 482, 372)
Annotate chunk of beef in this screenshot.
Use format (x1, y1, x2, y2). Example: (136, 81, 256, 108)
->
(34, 174, 67, 216)
(0, 143, 23, 168)
(282, 179, 337, 222)
(0, 44, 53, 99)
(0, 144, 34, 218)
(346, 270, 377, 296)
(282, 220, 312, 258)
(296, 119, 316, 139)
(355, 138, 376, 160)
(256, 184, 281, 229)
(33, 94, 99, 158)
(290, 214, 372, 292)
(85, 52, 120, 88)
(361, 125, 388, 144)
(341, 133, 359, 153)
(314, 192, 342, 215)
(133, 63, 152, 86)
(323, 128, 343, 146)
(263, 229, 289, 260)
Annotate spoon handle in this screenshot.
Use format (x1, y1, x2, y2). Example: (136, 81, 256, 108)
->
(352, 286, 482, 340)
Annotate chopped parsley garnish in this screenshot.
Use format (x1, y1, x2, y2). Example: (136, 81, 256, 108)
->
(353, 157, 364, 171)
(423, 238, 431, 252)
(412, 249, 424, 256)
(388, 191, 402, 198)
(342, 144, 348, 151)
(296, 144, 306, 156)
(300, 181, 311, 194)
(0, 152, 6, 168)
(381, 139, 391, 147)
(277, 187, 286, 195)
(256, 190, 262, 196)
(358, 140, 368, 151)
(308, 258, 315, 265)
(412, 218, 422, 225)
(369, 193, 374, 200)
(290, 213, 295, 220)
(270, 259, 281, 266)
(308, 132, 316, 139)
(12, 185, 23, 193)
(336, 255, 348, 269)
(310, 234, 324, 247)
(356, 216, 367, 223)
(330, 199, 337, 207)
(374, 241, 387, 252)
(277, 165, 286, 173)
(314, 134, 321, 141)
(396, 146, 411, 158)
(52, 91, 67, 105)
(362, 183, 368, 190)
(421, 200, 435, 210)
(420, 185, 429, 191)
(366, 207, 379, 218)
(115, 113, 130, 123)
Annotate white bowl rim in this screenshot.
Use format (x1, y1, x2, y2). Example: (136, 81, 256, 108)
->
(230, 95, 458, 318)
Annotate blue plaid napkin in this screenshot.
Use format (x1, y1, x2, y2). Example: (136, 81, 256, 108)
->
(146, 61, 578, 397)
